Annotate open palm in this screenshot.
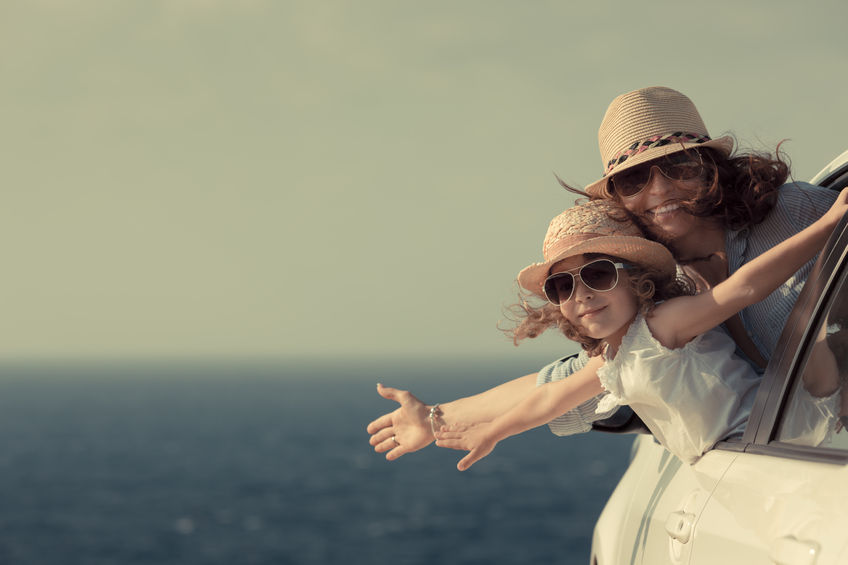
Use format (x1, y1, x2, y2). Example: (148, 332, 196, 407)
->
(366, 384, 434, 460)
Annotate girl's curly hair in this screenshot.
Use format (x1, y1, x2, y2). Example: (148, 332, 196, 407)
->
(503, 253, 694, 357)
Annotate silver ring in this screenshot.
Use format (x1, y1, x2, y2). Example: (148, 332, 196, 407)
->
(391, 435, 399, 446)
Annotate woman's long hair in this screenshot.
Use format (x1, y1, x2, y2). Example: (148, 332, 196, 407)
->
(684, 145, 787, 231)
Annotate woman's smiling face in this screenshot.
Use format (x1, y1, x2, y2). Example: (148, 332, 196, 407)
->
(609, 155, 712, 245)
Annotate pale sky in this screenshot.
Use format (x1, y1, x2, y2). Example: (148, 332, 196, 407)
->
(2, 0, 847, 361)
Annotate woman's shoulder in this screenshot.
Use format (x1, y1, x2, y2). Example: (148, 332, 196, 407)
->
(753, 181, 837, 237)
(774, 181, 838, 216)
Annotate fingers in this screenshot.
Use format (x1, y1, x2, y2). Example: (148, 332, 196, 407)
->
(374, 435, 402, 454)
(438, 425, 468, 437)
(373, 433, 406, 459)
(834, 187, 848, 206)
(366, 412, 393, 434)
(376, 383, 409, 403)
(385, 444, 408, 461)
(366, 383, 405, 435)
(434, 429, 472, 451)
(369, 427, 395, 447)
(434, 436, 467, 451)
(457, 451, 481, 472)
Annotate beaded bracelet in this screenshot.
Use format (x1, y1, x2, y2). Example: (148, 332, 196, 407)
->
(428, 404, 442, 437)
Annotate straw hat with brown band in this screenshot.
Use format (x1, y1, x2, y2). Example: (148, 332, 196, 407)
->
(585, 86, 735, 198)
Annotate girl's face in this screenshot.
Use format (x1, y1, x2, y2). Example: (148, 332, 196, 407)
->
(609, 154, 710, 244)
(550, 254, 639, 350)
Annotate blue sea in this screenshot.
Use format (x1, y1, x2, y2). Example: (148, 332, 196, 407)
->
(0, 358, 633, 565)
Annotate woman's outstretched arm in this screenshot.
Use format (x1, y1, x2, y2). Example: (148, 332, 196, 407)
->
(366, 374, 538, 460)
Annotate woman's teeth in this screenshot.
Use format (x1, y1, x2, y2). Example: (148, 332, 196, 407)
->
(651, 203, 680, 216)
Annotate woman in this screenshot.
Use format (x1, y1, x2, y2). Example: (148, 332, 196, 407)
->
(367, 86, 837, 459)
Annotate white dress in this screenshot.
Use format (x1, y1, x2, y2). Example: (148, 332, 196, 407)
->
(596, 315, 760, 464)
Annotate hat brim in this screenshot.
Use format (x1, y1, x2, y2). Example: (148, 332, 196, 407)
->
(585, 135, 734, 198)
(517, 234, 677, 299)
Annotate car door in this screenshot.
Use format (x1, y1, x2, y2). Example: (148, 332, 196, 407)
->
(591, 427, 741, 565)
(688, 206, 848, 565)
(635, 445, 738, 565)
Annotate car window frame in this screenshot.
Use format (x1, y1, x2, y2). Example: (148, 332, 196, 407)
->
(714, 196, 848, 464)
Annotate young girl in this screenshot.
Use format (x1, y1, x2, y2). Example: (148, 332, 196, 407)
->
(435, 193, 848, 469)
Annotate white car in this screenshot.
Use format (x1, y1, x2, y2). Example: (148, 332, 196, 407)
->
(590, 150, 848, 565)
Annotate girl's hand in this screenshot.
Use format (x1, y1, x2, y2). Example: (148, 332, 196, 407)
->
(435, 423, 498, 471)
(366, 384, 433, 460)
(822, 187, 848, 228)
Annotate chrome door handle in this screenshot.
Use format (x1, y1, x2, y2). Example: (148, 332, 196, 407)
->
(769, 536, 820, 565)
(664, 511, 695, 544)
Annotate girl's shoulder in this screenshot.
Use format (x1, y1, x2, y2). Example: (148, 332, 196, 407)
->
(616, 313, 679, 358)
(616, 313, 739, 369)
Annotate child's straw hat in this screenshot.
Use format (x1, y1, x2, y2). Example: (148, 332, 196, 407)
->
(585, 86, 734, 198)
(517, 200, 677, 299)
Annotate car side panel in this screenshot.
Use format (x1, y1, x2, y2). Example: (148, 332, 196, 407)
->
(591, 436, 653, 565)
(591, 436, 736, 565)
(690, 452, 848, 565)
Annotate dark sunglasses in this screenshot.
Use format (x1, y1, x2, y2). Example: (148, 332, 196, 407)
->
(543, 259, 630, 305)
(609, 152, 706, 198)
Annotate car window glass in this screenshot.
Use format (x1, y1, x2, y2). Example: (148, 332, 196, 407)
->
(775, 270, 848, 450)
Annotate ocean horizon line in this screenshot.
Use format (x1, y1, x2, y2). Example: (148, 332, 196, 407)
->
(0, 351, 579, 371)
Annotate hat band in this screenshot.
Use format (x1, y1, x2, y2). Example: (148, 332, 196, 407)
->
(604, 131, 712, 175)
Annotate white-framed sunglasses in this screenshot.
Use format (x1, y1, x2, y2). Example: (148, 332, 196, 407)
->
(543, 259, 630, 305)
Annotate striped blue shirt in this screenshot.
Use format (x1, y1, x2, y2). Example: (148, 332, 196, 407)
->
(538, 181, 838, 436)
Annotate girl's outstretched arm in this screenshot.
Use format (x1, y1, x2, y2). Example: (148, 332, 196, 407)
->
(435, 355, 605, 471)
(651, 187, 848, 348)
